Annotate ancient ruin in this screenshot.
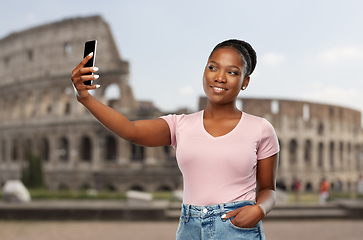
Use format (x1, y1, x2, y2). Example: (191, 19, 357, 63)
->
(0, 16, 362, 194)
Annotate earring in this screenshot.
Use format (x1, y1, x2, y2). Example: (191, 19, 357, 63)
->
(242, 85, 246, 90)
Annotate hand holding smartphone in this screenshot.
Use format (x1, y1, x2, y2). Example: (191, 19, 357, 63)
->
(83, 40, 97, 85)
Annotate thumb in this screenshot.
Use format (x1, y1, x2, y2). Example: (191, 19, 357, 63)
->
(222, 208, 241, 220)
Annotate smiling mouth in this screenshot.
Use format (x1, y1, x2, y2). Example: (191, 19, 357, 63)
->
(211, 86, 228, 91)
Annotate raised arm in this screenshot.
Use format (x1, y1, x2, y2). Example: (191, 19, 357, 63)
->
(71, 53, 171, 147)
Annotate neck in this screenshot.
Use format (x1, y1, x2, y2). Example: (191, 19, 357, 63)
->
(204, 101, 241, 119)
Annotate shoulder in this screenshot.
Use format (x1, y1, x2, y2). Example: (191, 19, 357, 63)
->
(160, 111, 202, 126)
(242, 112, 277, 140)
(242, 112, 272, 128)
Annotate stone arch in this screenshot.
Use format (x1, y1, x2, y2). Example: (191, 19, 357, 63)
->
(24, 92, 35, 119)
(59, 88, 72, 115)
(11, 139, 18, 161)
(39, 138, 50, 161)
(304, 139, 312, 163)
(347, 143, 352, 169)
(339, 142, 344, 170)
(131, 143, 145, 161)
(329, 141, 335, 168)
(129, 185, 144, 191)
(318, 123, 324, 135)
(289, 139, 298, 165)
(80, 136, 92, 161)
(24, 138, 32, 159)
(355, 144, 361, 170)
(318, 142, 324, 168)
(276, 179, 286, 191)
(105, 135, 117, 161)
(164, 146, 176, 161)
(1, 139, 6, 161)
(40, 90, 52, 116)
(12, 96, 21, 119)
(305, 182, 313, 192)
(57, 137, 69, 161)
(156, 185, 172, 192)
(1, 99, 10, 121)
(105, 83, 121, 98)
(104, 184, 117, 192)
(99, 82, 121, 108)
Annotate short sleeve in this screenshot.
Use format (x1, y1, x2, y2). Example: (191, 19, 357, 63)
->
(257, 119, 280, 160)
(159, 114, 178, 149)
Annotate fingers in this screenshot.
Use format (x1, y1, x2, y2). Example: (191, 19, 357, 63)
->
(71, 52, 94, 75)
(228, 205, 262, 228)
(79, 66, 99, 75)
(76, 84, 100, 91)
(73, 74, 100, 88)
(223, 208, 241, 219)
(71, 67, 99, 86)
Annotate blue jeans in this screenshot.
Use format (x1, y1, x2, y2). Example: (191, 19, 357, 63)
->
(176, 201, 266, 240)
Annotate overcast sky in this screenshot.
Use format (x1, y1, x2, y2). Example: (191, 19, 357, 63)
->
(1, 0, 363, 117)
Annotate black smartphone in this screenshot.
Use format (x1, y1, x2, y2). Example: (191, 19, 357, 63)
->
(83, 40, 97, 85)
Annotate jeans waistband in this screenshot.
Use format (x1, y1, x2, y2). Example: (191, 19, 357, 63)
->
(181, 200, 256, 221)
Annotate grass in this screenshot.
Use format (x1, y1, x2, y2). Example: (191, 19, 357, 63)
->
(287, 192, 320, 203)
(286, 191, 363, 203)
(1, 189, 362, 202)
(0, 189, 176, 201)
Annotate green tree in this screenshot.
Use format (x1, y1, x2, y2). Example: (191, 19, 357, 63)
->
(21, 152, 44, 189)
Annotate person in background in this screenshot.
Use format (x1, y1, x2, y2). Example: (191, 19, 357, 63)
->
(293, 177, 301, 202)
(319, 178, 330, 205)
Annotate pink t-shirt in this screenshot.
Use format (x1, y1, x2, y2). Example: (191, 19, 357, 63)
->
(160, 110, 279, 206)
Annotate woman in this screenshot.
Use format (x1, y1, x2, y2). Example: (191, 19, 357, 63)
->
(71, 39, 279, 240)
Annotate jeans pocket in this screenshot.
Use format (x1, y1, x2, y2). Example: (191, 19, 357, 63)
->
(227, 219, 259, 232)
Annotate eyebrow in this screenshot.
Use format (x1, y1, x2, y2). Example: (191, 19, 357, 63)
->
(209, 61, 242, 70)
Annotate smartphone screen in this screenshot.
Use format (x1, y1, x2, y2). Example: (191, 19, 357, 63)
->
(83, 40, 97, 85)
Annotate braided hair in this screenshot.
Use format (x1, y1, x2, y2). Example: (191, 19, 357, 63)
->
(209, 39, 257, 77)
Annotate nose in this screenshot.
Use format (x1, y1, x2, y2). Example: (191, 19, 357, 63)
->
(214, 70, 226, 83)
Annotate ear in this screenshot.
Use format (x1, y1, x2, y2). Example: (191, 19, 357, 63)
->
(241, 76, 250, 90)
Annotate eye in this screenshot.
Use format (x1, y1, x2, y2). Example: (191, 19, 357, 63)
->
(228, 71, 239, 76)
(208, 65, 217, 71)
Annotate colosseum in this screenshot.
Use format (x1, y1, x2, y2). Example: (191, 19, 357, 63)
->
(0, 15, 362, 194)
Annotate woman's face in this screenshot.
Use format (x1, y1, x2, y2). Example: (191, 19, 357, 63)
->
(203, 47, 249, 106)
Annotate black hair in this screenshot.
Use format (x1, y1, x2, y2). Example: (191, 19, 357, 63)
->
(209, 39, 257, 77)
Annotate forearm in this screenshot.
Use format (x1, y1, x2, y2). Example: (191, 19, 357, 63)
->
(78, 94, 137, 141)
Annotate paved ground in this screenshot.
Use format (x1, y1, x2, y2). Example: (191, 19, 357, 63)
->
(0, 219, 362, 240)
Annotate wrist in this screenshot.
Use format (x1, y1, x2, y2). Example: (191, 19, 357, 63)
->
(77, 92, 91, 103)
(257, 204, 266, 218)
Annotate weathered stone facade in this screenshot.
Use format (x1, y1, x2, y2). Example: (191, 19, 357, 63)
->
(1, 16, 362, 194)
(200, 97, 363, 192)
(0, 16, 181, 192)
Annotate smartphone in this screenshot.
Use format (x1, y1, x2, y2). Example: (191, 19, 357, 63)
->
(83, 40, 97, 85)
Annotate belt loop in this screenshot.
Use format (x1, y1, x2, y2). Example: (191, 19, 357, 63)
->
(185, 204, 190, 222)
(220, 203, 225, 214)
(220, 203, 226, 220)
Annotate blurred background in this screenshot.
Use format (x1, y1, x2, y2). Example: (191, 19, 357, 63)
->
(0, 0, 363, 239)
